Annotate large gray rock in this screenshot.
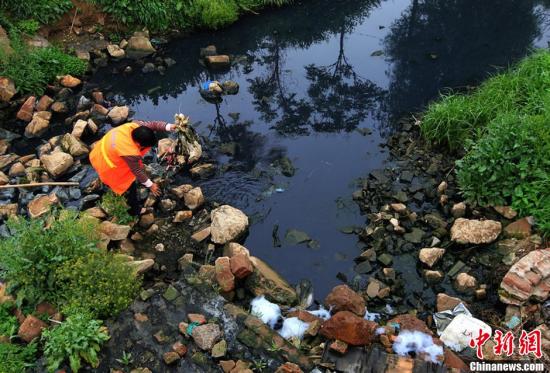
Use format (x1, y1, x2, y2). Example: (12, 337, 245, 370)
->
(210, 205, 249, 244)
(99, 221, 131, 241)
(24, 113, 50, 138)
(126, 31, 156, 59)
(40, 152, 74, 178)
(28, 193, 59, 219)
(184, 187, 204, 210)
(418, 248, 446, 268)
(108, 106, 129, 125)
(60, 133, 89, 157)
(450, 218, 501, 244)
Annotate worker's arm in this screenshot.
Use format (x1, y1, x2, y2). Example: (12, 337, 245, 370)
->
(121, 155, 160, 196)
(135, 120, 176, 132)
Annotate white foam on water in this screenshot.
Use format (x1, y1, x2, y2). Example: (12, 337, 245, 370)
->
(392, 330, 443, 364)
(279, 317, 310, 340)
(250, 296, 281, 329)
(308, 305, 331, 320)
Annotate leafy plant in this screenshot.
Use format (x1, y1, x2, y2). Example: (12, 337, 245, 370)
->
(0, 0, 72, 25)
(116, 351, 133, 366)
(99, 190, 134, 224)
(14, 19, 40, 35)
(0, 36, 87, 95)
(0, 302, 18, 339)
(0, 211, 100, 307)
(55, 251, 141, 319)
(188, 0, 239, 30)
(42, 313, 110, 373)
(0, 342, 37, 373)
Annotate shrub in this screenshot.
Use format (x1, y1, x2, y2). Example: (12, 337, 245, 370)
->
(188, 0, 239, 30)
(0, 38, 87, 95)
(456, 113, 550, 234)
(0, 0, 72, 25)
(42, 313, 110, 373)
(99, 190, 133, 225)
(0, 211, 100, 307)
(0, 342, 37, 373)
(421, 50, 550, 151)
(55, 251, 141, 319)
(0, 302, 18, 338)
(14, 19, 40, 35)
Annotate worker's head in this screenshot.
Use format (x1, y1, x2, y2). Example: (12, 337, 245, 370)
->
(131, 126, 157, 149)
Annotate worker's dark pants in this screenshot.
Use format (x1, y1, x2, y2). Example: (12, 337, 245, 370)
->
(125, 182, 142, 216)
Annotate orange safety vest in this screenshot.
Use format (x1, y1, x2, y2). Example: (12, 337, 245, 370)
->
(89, 122, 151, 195)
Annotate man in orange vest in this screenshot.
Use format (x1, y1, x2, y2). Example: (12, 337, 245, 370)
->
(90, 120, 176, 215)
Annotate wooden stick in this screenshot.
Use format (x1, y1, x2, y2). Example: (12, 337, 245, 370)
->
(0, 182, 80, 189)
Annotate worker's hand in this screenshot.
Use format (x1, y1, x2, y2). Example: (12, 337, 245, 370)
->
(166, 123, 177, 132)
(150, 183, 161, 197)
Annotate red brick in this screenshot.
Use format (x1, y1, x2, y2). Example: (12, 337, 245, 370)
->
(215, 257, 235, 292)
(229, 253, 253, 279)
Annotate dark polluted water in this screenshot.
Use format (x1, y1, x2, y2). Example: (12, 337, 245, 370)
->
(92, 0, 550, 299)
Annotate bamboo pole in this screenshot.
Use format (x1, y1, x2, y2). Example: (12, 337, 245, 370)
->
(0, 182, 80, 189)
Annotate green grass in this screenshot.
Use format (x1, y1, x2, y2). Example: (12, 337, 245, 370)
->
(99, 190, 134, 225)
(0, 0, 72, 25)
(421, 50, 550, 235)
(0, 37, 87, 95)
(0, 302, 18, 339)
(0, 342, 37, 373)
(421, 50, 550, 151)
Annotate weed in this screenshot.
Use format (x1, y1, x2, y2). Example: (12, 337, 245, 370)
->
(0, 211, 100, 307)
(188, 0, 239, 30)
(251, 358, 268, 371)
(0, 0, 73, 25)
(0, 302, 18, 339)
(55, 251, 141, 319)
(0, 342, 37, 373)
(99, 190, 134, 224)
(116, 350, 133, 366)
(42, 313, 110, 373)
(14, 19, 40, 35)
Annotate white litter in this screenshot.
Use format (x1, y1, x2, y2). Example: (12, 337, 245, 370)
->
(364, 311, 381, 321)
(439, 313, 492, 352)
(308, 306, 331, 320)
(376, 327, 386, 335)
(279, 317, 310, 340)
(392, 330, 444, 364)
(251, 296, 282, 329)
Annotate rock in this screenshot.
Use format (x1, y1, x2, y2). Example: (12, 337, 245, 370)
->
(190, 163, 216, 179)
(215, 257, 235, 292)
(451, 202, 466, 218)
(454, 273, 478, 294)
(504, 217, 533, 239)
(118, 239, 135, 254)
(40, 152, 73, 178)
(173, 210, 192, 223)
(8, 162, 24, 176)
(191, 227, 211, 242)
(424, 270, 444, 284)
(450, 218, 501, 244)
(320, 311, 377, 346)
(285, 229, 311, 245)
(17, 96, 36, 122)
(36, 95, 54, 111)
(205, 55, 230, 69)
(444, 349, 469, 371)
(59, 75, 82, 88)
(72, 119, 90, 138)
(494, 206, 518, 219)
(100, 221, 131, 241)
(192, 323, 221, 350)
(75, 49, 90, 61)
(0, 77, 16, 102)
(437, 181, 447, 195)
(499, 249, 550, 305)
(245, 256, 297, 305)
(436, 293, 464, 312)
(388, 314, 432, 334)
(163, 351, 180, 365)
(211, 339, 227, 358)
(60, 133, 89, 157)
(91, 104, 109, 117)
(108, 106, 129, 125)
(223, 242, 251, 258)
(200, 45, 217, 57)
(171, 184, 193, 199)
(0, 203, 18, 219)
(366, 281, 381, 298)
(390, 203, 407, 214)
(24, 112, 50, 138)
(329, 340, 348, 354)
(210, 205, 249, 244)
(418, 248, 445, 268)
(107, 44, 125, 58)
(126, 31, 156, 58)
(0, 171, 8, 185)
(139, 212, 155, 228)
(18, 315, 47, 342)
(92, 91, 104, 104)
(157, 138, 175, 158)
(184, 187, 204, 210)
(51, 101, 68, 113)
(275, 362, 303, 373)
(130, 259, 155, 275)
(230, 253, 253, 279)
(404, 227, 424, 243)
(172, 341, 187, 357)
(324, 284, 366, 316)
(28, 193, 59, 219)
